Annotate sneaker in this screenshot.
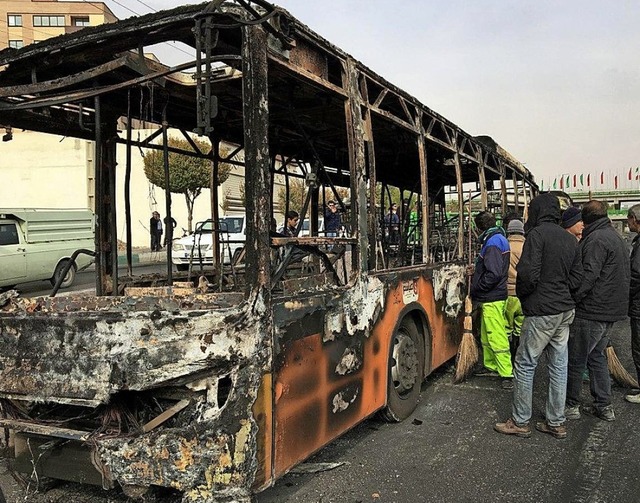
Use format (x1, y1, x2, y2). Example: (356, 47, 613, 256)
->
(565, 405, 581, 420)
(474, 367, 499, 377)
(584, 405, 615, 421)
(501, 378, 514, 390)
(535, 421, 567, 439)
(625, 393, 640, 404)
(494, 418, 531, 438)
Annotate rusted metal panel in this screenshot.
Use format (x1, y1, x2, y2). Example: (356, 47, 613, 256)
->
(288, 39, 328, 80)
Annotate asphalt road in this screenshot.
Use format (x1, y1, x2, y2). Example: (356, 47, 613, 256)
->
(0, 320, 638, 503)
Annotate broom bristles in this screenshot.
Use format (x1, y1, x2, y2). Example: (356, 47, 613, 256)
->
(606, 345, 639, 389)
(454, 296, 479, 383)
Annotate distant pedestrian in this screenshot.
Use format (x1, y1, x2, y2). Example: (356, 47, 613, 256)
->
(494, 192, 577, 439)
(325, 201, 341, 237)
(164, 215, 177, 247)
(561, 206, 584, 241)
(566, 200, 630, 421)
(625, 203, 640, 403)
(505, 219, 525, 362)
(150, 211, 162, 251)
(384, 203, 400, 244)
(470, 211, 512, 389)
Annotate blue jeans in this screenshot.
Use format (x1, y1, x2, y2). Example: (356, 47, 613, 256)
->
(566, 317, 613, 409)
(512, 310, 574, 426)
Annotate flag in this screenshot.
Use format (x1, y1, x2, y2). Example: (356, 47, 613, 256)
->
(629, 167, 633, 180)
(573, 174, 577, 187)
(600, 172, 604, 185)
(566, 175, 571, 188)
(580, 174, 584, 186)
(553, 178, 557, 189)
(560, 177, 563, 189)
(587, 174, 591, 186)
(636, 167, 640, 181)
(615, 175, 619, 189)
(541, 179, 544, 191)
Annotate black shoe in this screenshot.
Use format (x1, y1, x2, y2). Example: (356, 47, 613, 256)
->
(501, 378, 514, 390)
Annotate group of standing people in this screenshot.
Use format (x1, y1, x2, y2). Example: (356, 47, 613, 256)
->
(470, 192, 635, 440)
(149, 211, 176, 251)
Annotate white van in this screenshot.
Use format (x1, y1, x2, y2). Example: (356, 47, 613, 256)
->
(171, 215, 246, 271)
(0, 209, 95, 290)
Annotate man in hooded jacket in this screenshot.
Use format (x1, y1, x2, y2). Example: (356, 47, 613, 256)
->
(495, 193, 577, 439)
(470, 211, 512, 388)
(565, 200, 630, 421)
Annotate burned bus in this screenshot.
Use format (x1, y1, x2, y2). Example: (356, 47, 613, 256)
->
(0, 1, 537, 501)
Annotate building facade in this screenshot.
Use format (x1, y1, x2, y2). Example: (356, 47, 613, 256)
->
(1, 0, 117, 50)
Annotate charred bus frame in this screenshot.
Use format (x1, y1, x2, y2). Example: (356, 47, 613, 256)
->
(0, 1, 537, 502)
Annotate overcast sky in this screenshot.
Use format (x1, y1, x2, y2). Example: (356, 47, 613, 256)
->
(92, 0, 639, 186)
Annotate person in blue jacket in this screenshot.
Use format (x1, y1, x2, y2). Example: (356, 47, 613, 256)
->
(470, 211, 512, 389)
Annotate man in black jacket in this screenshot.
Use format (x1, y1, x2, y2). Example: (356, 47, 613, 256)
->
(495, 193, 577, 439)
(566, 200, 630, 421)
(626, 204, 640, 403)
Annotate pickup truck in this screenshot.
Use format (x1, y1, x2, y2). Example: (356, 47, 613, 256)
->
(0, 209, 95, 290)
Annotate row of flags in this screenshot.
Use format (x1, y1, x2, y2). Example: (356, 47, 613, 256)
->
(540, 167, 640, 192)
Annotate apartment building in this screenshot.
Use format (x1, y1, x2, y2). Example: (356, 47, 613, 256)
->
(1, 0, 117, 50)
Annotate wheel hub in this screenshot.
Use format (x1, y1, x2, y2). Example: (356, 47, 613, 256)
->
(391, 332, 418, 394)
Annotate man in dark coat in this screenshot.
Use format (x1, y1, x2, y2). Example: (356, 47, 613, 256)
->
(495, 192, 577, 439)
(470, 211, 512, 388)
(626, 204, 640, 403)
(565, 200, 630, 421)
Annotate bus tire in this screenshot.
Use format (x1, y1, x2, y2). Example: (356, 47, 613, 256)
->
(50, 260, 76, 289)
(380, 316, 424, 422)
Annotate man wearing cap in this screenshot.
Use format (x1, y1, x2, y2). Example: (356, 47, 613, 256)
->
(562, 206, 584, 241)
(566, 200, 629, 421)
(470, 211, 512, 389)
(506, 219, 526, 361)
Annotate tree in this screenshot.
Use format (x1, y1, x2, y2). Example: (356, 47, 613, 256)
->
(143, 136, 232, 232)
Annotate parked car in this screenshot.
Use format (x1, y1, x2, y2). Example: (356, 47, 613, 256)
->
(0, 208, 94, 290)
(171, 215, 246, 271)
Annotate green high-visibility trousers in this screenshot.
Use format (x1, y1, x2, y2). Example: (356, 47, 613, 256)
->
(505, 295, 524, 338)
(480, 299, 513, 378)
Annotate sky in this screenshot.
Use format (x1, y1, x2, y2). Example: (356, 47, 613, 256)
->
(79, 0, 640, 188)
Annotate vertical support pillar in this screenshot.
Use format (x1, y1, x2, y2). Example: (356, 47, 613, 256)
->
(210, 136, 221, 270)
(125, 91, 133, 276)
(512, 171, 520, 214)
(242, 24, 272, 295)
(417, 132, 430, 263)
(500, 163, 508, 217)
(478, 164, 488, 210)
(343, 57, 368, 274)
(453, 140, 464, 259)
(162, 110, 173, 285)
(93, 96, 117, 295)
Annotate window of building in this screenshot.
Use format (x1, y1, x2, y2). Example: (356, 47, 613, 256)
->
(8, 15, 22, 27)
(8, 40, 24, 49)
(33, 15, 66, 27)
(71, 16, 90, 27)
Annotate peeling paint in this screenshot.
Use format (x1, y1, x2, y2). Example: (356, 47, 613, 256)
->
(324, 277, 384, 339)
(335, 348, 361, 375)
(331, 387, 359, 413)
(432, 264, 466, 317)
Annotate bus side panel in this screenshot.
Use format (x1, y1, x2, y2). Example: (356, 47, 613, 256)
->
(272, 268, 463, 478)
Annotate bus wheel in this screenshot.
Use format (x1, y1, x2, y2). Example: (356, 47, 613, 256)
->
(50, 260, 76, 289)
(380, 317, 424, 422)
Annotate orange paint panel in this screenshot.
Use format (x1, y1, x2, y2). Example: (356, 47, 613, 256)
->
(251, 373, 273, 491)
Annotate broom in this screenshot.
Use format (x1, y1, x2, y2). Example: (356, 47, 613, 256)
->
(606, 344, 639, 389)
(454, 198, 479, 383)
